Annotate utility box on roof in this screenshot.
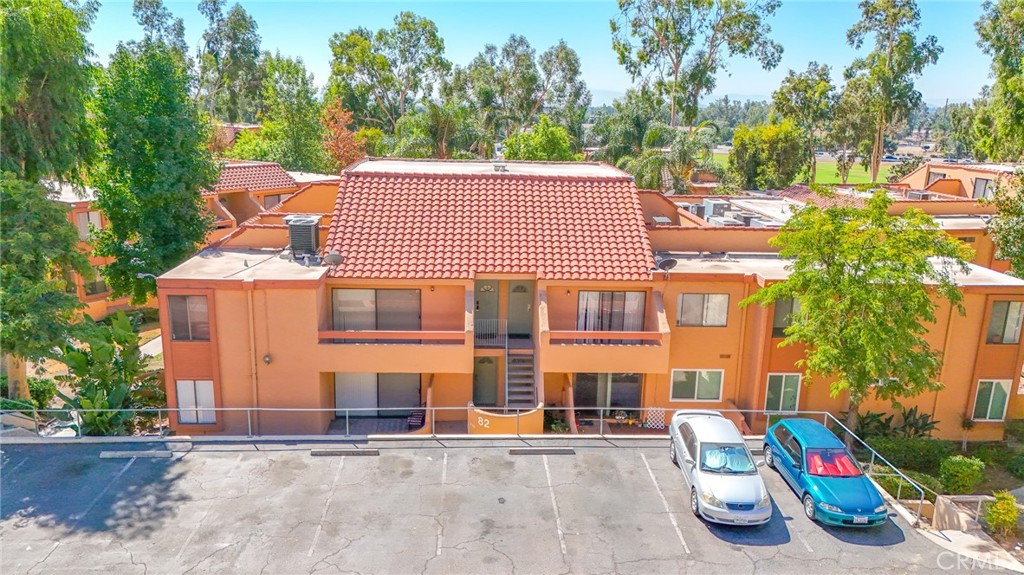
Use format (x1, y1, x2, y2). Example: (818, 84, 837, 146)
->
(284, 214, 319, 255)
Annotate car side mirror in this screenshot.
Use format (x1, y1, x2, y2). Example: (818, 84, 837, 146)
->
(684, 457, 695, 467)
(793, 460, 802, 471)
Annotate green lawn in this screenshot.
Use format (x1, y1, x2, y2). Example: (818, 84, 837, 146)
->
(711, 153, 891, 186)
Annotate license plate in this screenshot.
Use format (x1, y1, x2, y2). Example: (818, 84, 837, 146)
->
(853, 516, 868, 524)
(734, 518, 748, 524)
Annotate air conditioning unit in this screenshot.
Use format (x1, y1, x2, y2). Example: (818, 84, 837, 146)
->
(687, 203, 706, 219)
(708, 216, 743, 227)
(907, 191, 932, 200)
(737, 212, 757, 226)
(703, 198, 729, 218)
(750, 218, 774, 228)
(284, 214, 319, 255)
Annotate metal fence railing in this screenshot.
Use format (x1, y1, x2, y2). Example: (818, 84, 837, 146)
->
(1, 405, 928, 524)
(474, 319, 506, 348)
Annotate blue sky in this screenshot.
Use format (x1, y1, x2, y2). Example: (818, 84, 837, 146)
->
(88, 0, 992, 106)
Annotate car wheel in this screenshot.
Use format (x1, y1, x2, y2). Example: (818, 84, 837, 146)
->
(690, 488, 700, 517)
(763, 445, 775, 469)
(802, 494, 816, 521)
(670, 442, 678, 466)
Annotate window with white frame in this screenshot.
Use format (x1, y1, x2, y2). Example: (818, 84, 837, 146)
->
(973, 178, 994, 200)
(671, 370, 723, 401)
(263, 193, 294, 209)
(677, 294, 729, 327)
(973, 380, 1010, 421)
(771, 298, 800, 338)
(927, 171, 947, 186)
(168, 295, 210, 341)
(987, 301, 1023, 344)
(176, 379, 215, 424)
(765, 374, 800, 412)
(75, 210, 102, 240)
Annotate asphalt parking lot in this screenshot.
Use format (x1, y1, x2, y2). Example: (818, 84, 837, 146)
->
(0, 439, 993, 574)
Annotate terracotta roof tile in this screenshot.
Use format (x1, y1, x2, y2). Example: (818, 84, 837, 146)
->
(325, 169, 654, 280)
(202, 161, 297, 197)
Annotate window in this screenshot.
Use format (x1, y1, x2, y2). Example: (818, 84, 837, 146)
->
(332, 289, 421, 341)
(973, 178, 994, 200)
(806, 448, 862, 477)
(263, 193, 293, 209)
(83, 271, 107, 296)
(973, 380, 1010, 421)
(168, 295, 210, 341)
(678, 294, 729, 327)
(765, 374, 800, 412)
(75, 210, 102, 240)
(670, 369, 723, 401)
(577, 291, 646, 331)
(176, 379, 215, 424)
(926, 171, 947, 186)
(700, 443, 756, 475)
(573, 373, 642, 416)
(771, 298, 800, 337)
(987, 301, 1023, 344)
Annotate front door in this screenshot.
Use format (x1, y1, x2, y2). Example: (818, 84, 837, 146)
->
(508, 281, 534, 338)
(473, 357, 498, 406)
(335, 373, 377, 417)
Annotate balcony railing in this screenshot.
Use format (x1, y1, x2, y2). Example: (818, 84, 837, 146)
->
(317, 330, 467, 345)
(474, 319, 507, 348)
(547, 330, 665, 346)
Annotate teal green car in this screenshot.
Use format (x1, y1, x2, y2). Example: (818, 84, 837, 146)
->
(763, 418, 888, 527)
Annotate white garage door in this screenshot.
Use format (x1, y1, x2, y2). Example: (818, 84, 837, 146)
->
(335, 373, 377, 417)
(377, 374, 421, 417)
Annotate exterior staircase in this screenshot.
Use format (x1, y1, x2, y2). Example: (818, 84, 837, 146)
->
(506, 350, 537, 409)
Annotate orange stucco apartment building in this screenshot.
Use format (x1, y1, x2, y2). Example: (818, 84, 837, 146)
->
(155, 159, 1024, 440)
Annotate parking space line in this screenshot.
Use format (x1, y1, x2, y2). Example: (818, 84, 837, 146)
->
(542, 454, 568, 555)
(176, 454, 243, 560)
(640, 452, 691, 555)
(436, 452, 448, 556)
(307, 457, 345, 557)
(73, 458, 136, 523)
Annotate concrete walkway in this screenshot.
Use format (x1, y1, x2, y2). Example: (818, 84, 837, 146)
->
(139, 335, 162, 357)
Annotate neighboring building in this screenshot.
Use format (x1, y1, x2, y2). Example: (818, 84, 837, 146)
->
(897, 161, 1020, 200)
(156, 159, 1024, 440)
(48, 182, 133, 319)
(203, 160, 339, 244)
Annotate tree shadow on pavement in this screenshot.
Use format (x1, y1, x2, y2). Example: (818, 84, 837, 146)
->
(0, 443, 189, 540)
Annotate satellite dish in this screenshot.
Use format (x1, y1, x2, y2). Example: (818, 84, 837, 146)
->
(655, 254, 678, 271)
(323, 251, 345, 266)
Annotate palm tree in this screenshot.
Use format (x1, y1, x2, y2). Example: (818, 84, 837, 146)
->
(391, 101, 478, 159)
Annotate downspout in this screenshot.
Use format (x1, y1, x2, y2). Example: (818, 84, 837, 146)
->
(246, 281, 260, 435)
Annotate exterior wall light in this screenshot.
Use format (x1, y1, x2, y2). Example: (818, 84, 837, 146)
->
(263, 354, 272, 365)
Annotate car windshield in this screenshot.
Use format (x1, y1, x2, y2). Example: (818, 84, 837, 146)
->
(700, 443, 756, 475)
(806, 448, 862, 477)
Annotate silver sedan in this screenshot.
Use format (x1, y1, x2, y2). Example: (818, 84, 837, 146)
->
(669, 410, 772, 526)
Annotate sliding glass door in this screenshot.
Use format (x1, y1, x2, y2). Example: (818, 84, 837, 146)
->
(576, 291, 645, 343)
(332, 289, 421, 342)
(574, 373, 642, 418)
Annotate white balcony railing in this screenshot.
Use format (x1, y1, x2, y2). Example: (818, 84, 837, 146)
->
(474, 319, 507, 348)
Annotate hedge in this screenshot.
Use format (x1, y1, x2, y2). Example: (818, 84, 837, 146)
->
(867, 436, 956, 475)
(871, 466, 942, 503)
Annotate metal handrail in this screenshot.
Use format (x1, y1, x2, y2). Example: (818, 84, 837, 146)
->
(474, 318, 506, 348)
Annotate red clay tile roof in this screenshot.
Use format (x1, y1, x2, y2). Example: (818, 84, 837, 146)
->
(202, 161, 297, 197)
(778, 184, 973, 208)
(325, 168, 655, 280)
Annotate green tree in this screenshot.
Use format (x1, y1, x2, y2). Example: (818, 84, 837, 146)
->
(93, 35, 218, 304)
(503, 115, 579, 161)
(611, 0, 783, 127)
(938, 102, 979, 159)
(772, 62, 834, 183)
(827, 80, 874, 184)
(975, 0, 1024, 162)
(0, 174, 91, 398)
(845, 0, 942, 182)
(0, 0, 97, 400)
(327, 12, 450, 132)
(132, 0, 188, 57)
(984, 172, 1024, 277)
(54, 312, 165, 436)
(230, 53, 329, 171)
(390, 101, 477, 159)
(196, 0, 262, 123)
(728, 120, 805, 189)
(0, 0, 96, 181)
(616, 123, 718, 192)
(741, 189, 972, 432)
(697, 96, 771, 143)
(591, 86, 672, 164)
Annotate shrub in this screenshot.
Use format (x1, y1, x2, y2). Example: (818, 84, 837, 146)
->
(1005, 420, 1024, 443)
(871, 466, 942, 502)
(983, 491, 1019, 538)
(1004, 453, 1024, 480)
(857, 411, 896, 438)
(893, 406, 939, 438)
(869, 436, 956, 474)
(27, 377, 57, 409)
(974, 443, 1017, 466)
(940, 455, 986, 494)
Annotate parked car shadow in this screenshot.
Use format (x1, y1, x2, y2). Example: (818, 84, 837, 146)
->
(703, 499, 792, 546)
(818, 515, 907, 546)
(0, 443, 189, 540)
